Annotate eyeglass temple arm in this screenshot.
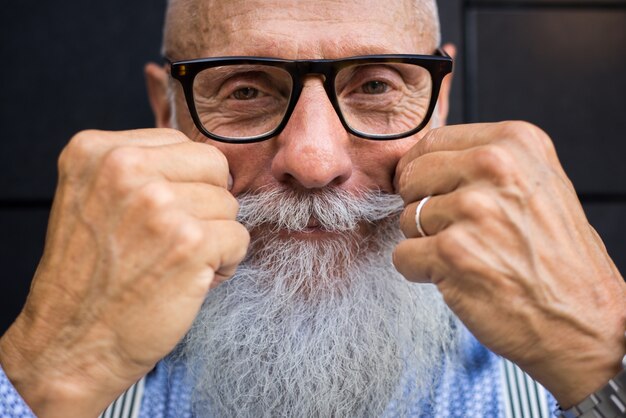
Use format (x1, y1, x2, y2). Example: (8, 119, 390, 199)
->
(435, 47, 451, 58)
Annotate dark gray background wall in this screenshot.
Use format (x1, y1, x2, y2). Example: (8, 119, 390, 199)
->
(1, 0, 624, 334)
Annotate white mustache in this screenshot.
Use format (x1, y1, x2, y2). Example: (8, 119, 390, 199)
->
(237, 187, 405, 232)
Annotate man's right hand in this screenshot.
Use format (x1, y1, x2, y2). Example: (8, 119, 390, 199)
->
(0, 129, 250, 418)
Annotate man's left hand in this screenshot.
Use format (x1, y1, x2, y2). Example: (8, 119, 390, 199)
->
(393, 121, 626, 408)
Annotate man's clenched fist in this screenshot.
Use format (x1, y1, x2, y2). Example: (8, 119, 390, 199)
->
(393, 122, 626, 408)
(0, 129, 250, 418)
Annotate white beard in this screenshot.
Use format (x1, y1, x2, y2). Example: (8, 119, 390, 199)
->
(179, 187, 461, 417)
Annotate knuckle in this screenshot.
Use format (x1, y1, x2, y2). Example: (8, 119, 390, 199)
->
(59, 130, 99, 173)
(237, 222, 251, 245)
(209, 145, 228, 176)
(57, 150, 72, 177)
(455, 189, 495, 219)
(232, 223, 251, 259)
(161, 128, 189, 143)
(529, 125, 556, 158)
(152, 214, 204, 263)
(472, 145, 513, 182)
(498, 120, 536, 140)
(135, 182, 175, 212)
(221, 189, 240, 218)
(205, 144, 229, 176)
(172, 219, 204, 253)
(205, 221, 249, 270)
(435, 227, 470, 268)
(103, 147, 142, 175)
(211, 186, 239, 213)
(101, 147, 143, 192)
(146, 210, 176, 235)
(500, 121, 555, 156)
(68, 129, 99, 153)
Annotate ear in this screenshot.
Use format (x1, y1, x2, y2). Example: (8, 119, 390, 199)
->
(435, 43, 457, 126)
(145, 62, 172, 128)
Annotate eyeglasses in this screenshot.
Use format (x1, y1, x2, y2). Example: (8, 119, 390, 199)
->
(166, 49, 452, 144)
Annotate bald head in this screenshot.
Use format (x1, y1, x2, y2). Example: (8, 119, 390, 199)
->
(163, 0, 441, 60)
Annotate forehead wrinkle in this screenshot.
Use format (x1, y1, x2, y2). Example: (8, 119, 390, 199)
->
(200, 35, 420, 60)
(196, 18, 431, 59)
(165, 0, 439, 60)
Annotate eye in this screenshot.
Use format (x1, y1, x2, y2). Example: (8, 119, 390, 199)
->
(360, 80, 389, 95)
(231, 87, 260, 100)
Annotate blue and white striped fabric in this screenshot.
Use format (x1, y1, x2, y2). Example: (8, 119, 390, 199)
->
(99, 378, 145, 418)
(500, 358, 551, 418)
(1, 330, 556, 418)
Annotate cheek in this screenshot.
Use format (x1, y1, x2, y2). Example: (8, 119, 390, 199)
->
(214, 142, 275, 195)
(174, 100, 274, 195)
(350, 136, 419, 193)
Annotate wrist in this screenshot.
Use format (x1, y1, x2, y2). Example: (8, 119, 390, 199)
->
(556, 348, 626, 418)
(552, 350, 625, 409)
(519, 324, 626, 410)
(548, 331, 626, 410)
(0, 317, 114, 418)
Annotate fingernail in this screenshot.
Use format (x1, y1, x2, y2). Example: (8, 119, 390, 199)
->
(227, 173, 234, 191)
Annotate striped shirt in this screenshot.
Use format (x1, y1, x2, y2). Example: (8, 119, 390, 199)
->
(0, 329, 556, 417)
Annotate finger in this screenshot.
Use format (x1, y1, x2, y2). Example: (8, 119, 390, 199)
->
(399, 188, 496, 239)
(130, 181, 239, 222)
(397, 141, 521, 204)
(392, 237, 443, 283)
(397, 123, 505, 176)
(400, 200, 422, 238)
(165, 219, 250, 292)
(173, 183, 239, 221)
(99, 141, 230, 189)
(139, 141, 230, 187)
(395, 150, 464, 203)
(93, 128, 191, 148)
(65, 128, 192, 161)
(200, 220, 250, 279)
(60, 128, 194, 181)
(400, 195, 452, 238)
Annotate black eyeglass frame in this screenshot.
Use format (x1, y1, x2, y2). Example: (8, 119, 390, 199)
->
(166, 48, 453, 144)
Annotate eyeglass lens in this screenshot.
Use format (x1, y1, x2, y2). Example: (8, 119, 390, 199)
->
(192, 63, 433, 140)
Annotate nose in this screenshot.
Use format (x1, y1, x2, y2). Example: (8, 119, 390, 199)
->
(271, 79, 353, 189)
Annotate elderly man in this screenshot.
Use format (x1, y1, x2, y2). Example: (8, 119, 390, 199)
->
(1, 0, 625, 417)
